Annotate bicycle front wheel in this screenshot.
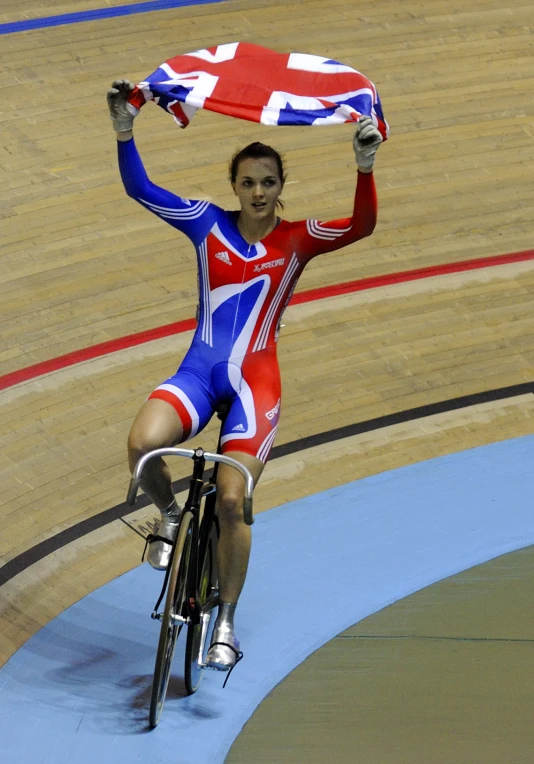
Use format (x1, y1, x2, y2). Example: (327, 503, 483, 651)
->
(149, 511, 194, 728)
(184, 524, 218, 694)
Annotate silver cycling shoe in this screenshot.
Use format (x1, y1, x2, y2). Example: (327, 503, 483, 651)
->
(205, 624, 242, 671)
(146, 507, 181, 571)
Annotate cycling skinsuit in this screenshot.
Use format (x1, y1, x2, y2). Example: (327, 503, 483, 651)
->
(118, 138, 377, 462)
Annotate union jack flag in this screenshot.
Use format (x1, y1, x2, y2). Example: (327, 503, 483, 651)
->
(128, 42, 388, 139)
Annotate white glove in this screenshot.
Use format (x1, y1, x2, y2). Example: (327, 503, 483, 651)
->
(106, 79, 139, 133)
(353, 115, 383, 171)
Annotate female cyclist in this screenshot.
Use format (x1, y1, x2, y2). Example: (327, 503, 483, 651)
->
(107, 79, 382, 671)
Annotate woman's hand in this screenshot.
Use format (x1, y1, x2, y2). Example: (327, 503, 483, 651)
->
(353, 116, 383, 172)
(106, 79, 139, 136)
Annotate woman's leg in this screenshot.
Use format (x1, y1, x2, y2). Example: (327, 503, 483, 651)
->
(216, 450, 264, 602)
(207, 450, 264, 669)
(128, 398, 184, 508)
(206, 351, 281, 668)
(128, 398, 185, 569)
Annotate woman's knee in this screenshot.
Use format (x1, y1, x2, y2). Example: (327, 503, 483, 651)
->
(127, 425, 156, 461)
(217, 491, 244, 527)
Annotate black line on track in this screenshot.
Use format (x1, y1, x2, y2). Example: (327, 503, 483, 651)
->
(336, 634, 534, 644)
(1, 382, 532, 587)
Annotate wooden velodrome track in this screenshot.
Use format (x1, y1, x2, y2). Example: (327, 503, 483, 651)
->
(1, 0, 533, 761)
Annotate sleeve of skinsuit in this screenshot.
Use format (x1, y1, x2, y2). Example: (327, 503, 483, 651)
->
(289, 170, 378, 262)
(117, 137, 216, 245)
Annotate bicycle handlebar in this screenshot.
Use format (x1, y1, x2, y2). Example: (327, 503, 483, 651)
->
(126, 447, 255, 525)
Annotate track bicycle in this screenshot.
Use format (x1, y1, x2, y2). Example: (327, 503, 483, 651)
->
(126, 416, 254, 728)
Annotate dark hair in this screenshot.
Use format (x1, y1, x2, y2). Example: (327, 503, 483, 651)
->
(229, 141, 287, 189)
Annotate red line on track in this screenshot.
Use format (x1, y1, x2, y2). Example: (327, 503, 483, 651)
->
(1, 250, 533, 391)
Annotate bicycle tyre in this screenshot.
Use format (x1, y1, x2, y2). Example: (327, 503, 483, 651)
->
(184, 524, 219, 694)
(149, 511, 194, 728)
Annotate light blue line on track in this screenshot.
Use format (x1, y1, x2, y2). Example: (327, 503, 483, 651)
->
(0, 0, 227, 35)
(1, 435, 533, 763)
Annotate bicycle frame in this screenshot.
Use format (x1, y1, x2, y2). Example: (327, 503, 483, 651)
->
(127, 447, 254, 628)
(127, 438, 255, 718)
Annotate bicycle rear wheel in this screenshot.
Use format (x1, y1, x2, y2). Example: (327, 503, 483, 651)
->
(149, 511, 194, 728)
(184, 524, 218, 694)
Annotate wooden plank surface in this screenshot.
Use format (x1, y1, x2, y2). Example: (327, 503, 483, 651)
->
(0, 0, 533, 756)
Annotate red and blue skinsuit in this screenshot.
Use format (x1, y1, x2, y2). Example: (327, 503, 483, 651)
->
(118, 138, 377, 462)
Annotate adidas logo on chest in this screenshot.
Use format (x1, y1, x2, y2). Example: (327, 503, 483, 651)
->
(214, 250, 232, 265)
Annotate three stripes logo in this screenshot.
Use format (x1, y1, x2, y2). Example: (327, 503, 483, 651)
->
(139, 197, 210, 221)
(306, 220, 352, 240)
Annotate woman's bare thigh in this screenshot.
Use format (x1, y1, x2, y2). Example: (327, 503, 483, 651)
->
(128, 398, 185, 458)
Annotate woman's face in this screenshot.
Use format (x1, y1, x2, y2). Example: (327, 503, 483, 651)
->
(232, 157, 283, 221)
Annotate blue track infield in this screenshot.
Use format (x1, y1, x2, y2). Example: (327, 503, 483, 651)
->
(0, 0, 227, 35)
(1, 435, 533, 763)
